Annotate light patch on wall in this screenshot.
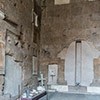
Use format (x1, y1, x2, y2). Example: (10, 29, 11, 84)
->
(88, 0, 95, 1)
(55, 0, 70, 5)
(34, 12, 38, 27)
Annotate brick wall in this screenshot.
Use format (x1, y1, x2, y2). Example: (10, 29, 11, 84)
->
(0, 0, 37, 97)
(40, 0, 100, 84)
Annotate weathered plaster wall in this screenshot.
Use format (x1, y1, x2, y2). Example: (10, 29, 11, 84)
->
(40, 0, 100, 85)
(0, 0, 37, 98)
(4, 55, 21, 97)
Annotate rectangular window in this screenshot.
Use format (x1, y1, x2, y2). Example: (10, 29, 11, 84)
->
(55, 0, 70, 5)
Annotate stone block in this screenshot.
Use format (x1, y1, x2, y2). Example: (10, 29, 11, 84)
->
(94, 58, 100, 79)
(0, 95, 11, 100)
(0, 76, 4, 84)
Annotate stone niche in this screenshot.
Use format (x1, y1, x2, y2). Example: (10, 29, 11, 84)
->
(46, 59, 65, 85)
(48, 64, 58, 85)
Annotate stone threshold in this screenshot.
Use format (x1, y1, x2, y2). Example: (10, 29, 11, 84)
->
(47, 85, 100, 95)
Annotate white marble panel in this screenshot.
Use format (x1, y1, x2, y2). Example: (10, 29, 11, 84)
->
(65, 41, 100, 86)
(48, 64, 58, 85)
(65, 42, 75, 85)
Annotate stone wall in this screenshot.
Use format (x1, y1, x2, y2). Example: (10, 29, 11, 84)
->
(0, 0, 38, 98)
(40, 0, 100, 85)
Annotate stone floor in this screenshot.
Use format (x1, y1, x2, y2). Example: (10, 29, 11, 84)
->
(40, 92, 100, 100)
(0, 95, 11, 100)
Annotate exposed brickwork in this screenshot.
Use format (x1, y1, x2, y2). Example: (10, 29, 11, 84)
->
(40, 0, 100, 84)
(0, 0, 38, 98)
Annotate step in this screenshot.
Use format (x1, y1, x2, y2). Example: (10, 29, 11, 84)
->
(48, 85, 100, 94)
(48, 92, 100, 100)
